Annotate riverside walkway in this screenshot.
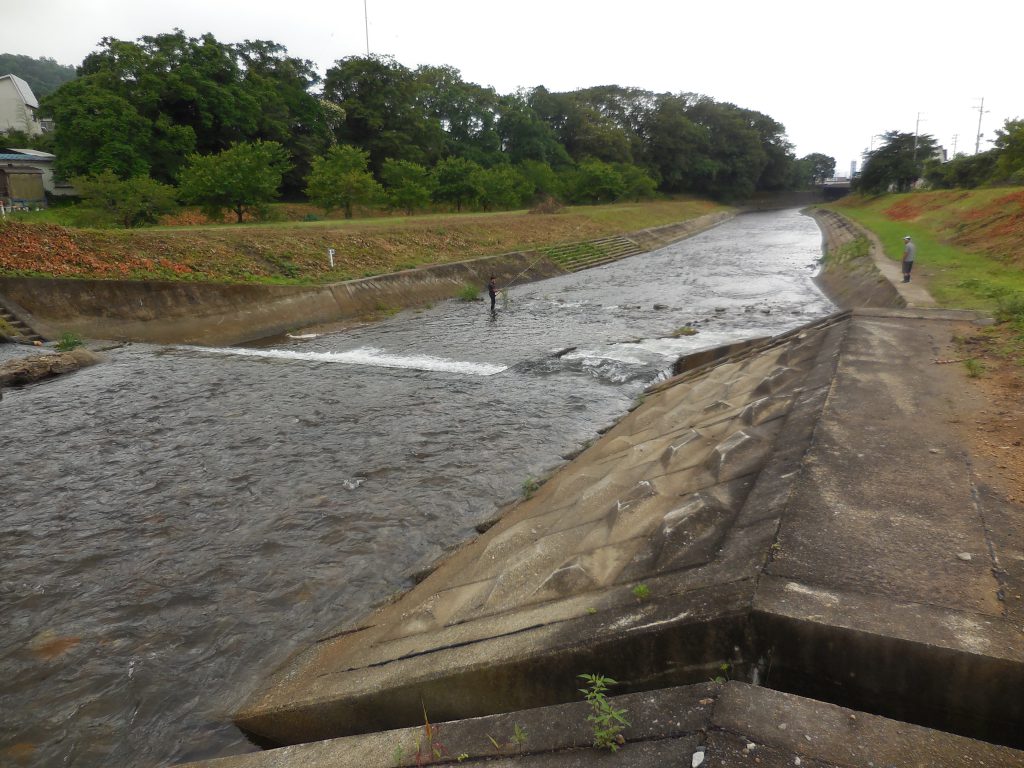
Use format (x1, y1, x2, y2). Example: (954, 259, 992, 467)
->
(181, 219, 1024, 768)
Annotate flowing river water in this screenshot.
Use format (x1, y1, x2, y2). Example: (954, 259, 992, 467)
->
(0, 209, 834, 767)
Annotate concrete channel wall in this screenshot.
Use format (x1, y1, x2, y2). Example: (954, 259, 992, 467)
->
(0, 212, 733, 346)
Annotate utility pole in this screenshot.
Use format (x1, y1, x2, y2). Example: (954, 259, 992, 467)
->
(913, 112, 925, 160)
(974, 97, 989, 154)
(364, 0, 370, 56)
(951, 133, 958, 157)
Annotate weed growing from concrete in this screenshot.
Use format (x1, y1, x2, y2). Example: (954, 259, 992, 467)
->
(672, 326, 699, 337)
(712, 662, 731, 684)
(55, 332, 83, 351)
(522, 477, 540, 499)
(578, 674, 629, 752)
(487, 723, 528, 754)
(631, 583, 651, 601)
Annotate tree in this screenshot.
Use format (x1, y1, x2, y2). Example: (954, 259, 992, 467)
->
(432, 157, 484, 211)
(305, 144, 383, 218)
(991, 119, 1024, 184)
(640, 93, 709, 193)
(798, 153, 836, 185)
(414, 65, 502, 166)
(178, 140, 291, 222)
(381, 159, 435, 215)
(473, 165, 532, 211)
(616, 164, 658, 201)
(42, 76, 153, 179)
(857, 131, 938, 194)
(71, 170, 178, 228)
(567, 160, 626, 203)
(323, 55, 442, 175)
(923, 151, 997, 189)
(0, 53, 77, 97)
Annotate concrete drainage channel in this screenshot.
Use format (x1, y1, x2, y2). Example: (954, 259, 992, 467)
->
(171, 307, 1024, 768)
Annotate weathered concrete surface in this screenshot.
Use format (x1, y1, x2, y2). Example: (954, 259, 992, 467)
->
(228, 301, 1023, 752)
(181, 682, 1024, 767)
(0, 212, 733, 346)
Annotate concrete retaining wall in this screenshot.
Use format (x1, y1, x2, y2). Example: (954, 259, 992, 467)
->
(0, 251, 562, 346)
(0, 212, 733, 346)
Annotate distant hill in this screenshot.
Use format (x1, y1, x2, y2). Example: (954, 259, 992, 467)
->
(0, 53, 77, 97)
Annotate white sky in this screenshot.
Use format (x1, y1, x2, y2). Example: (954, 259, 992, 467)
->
(4, 0, 1021, 177)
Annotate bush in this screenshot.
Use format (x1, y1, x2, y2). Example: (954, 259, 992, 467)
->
(55, 332, 83, 351)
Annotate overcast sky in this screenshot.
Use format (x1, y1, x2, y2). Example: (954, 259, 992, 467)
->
(4, 0, 1021, 176)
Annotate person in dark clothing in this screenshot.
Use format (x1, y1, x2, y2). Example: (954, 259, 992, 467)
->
(488, 275, 498, 313)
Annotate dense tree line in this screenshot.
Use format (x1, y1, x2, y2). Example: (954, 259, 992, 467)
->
(6, 35, 841, 223)
(0, 53, 77, 97)
(857, 121, 1024, 194)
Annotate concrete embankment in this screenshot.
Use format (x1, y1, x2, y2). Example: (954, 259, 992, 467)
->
(0, 212, 732, 347)
(178, 210, 1024, 767)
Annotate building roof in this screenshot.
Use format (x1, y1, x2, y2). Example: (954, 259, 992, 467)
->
(0, 74, 39, 109)
(5, 148, 55, 160)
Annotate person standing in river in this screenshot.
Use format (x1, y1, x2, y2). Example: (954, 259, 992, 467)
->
(488, 275, 498, 314)
(902, 236, 916, 283)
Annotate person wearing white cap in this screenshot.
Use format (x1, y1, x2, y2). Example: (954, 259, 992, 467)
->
(901, 235, 916, 283)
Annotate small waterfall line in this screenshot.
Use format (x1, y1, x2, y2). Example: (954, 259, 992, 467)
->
(177, 345, 508, 376)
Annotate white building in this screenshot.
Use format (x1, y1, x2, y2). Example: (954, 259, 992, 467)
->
(0, 74, 48, 137)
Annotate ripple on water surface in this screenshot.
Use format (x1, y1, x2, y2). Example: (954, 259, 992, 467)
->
(0, 209, 834, 766)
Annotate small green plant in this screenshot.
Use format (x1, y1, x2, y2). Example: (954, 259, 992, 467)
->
(521, 477, 540, 499)
(586, 607, 598, 615)
(712, 662, 731, 684)
(55, 332, 84, 351)
(631, 583, 651, 601)
(457, 283, 481, 301)
(578, 674, 629, 752)
(410, 704, 449, 766)
(487, 723, 528, 755)
(671, 326, 699, 337)
(964, 358, 985, 378)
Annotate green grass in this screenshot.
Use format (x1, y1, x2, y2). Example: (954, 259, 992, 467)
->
(826, 192, 1024, 313)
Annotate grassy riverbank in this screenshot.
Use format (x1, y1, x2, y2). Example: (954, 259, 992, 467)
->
(826, 189, 1024, 501)
(0, 198, 725, 284)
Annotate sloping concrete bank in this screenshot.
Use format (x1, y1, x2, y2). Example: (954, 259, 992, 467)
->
(180, 306, 1024, 768)
(808, 207, 906, 309)
(0, 212, 732, 346)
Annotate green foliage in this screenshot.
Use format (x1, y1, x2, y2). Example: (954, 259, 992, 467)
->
(55, 332, 83, 351)
(995, 292, 1024, 324)
(631, 584, 651, 601)
(857, 131, 939, 194)
(0, 53, 77, 97)
(71, 171, 178, 228)
(521, 477, 541, 499)
(712, 662, 731, 684)
(456, 283, 480, 301)
(577, 674, 630, 752)
(305, 144, 383, 219)
(382, 159, 436, 215)
(964, 358, 985, 378)
(923, 151, 998, 189)
(671, 326, 699, 337)
(795, 153, 837, 186)
(432, 157, 484, 211)
(474, 165, 532, 211)
(568, 160, 626, 204)
(178, 140, 292, 223)
(992, 119, 1024, 184)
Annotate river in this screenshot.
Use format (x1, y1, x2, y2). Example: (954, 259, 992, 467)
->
(0, 209, 834, 767)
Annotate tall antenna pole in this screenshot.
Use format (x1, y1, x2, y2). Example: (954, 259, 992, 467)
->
(974, 97, 988, 154)
(364, 0, 370, 56)
(913, 112, 924, 160)
(951, 133, 958, 157)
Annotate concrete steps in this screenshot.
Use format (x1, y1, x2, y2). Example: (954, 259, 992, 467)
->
(542, 235, 643, 272)
(0, 297, 44, 344)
